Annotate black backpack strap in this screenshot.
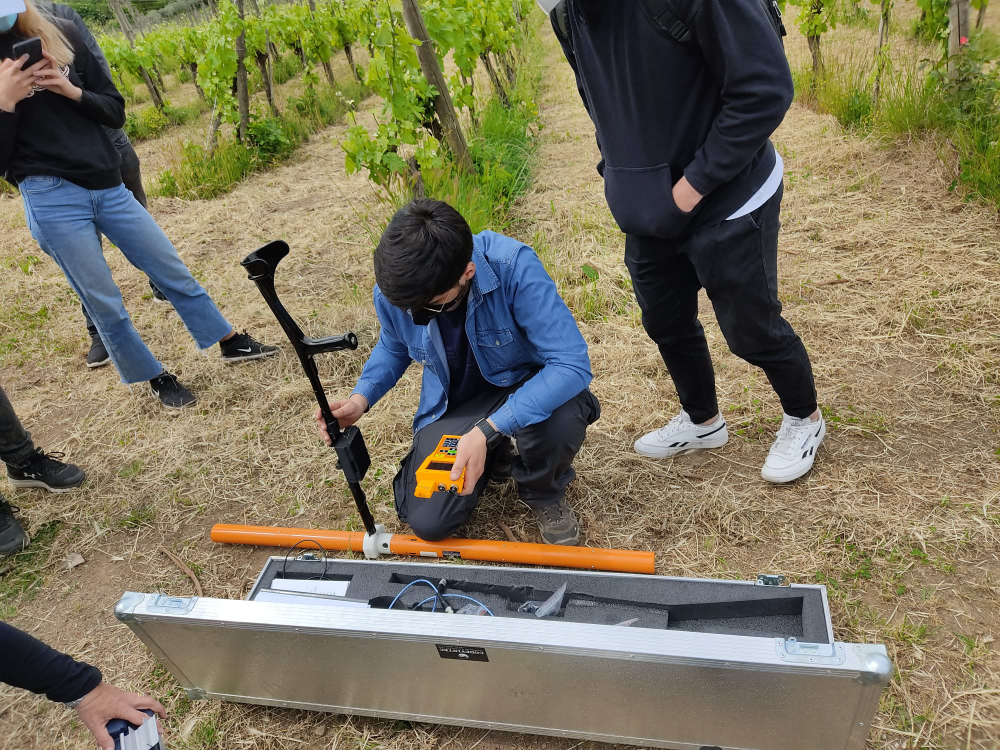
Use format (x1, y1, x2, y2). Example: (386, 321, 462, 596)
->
(640, 0, 701, 45)
(552, 0, 571, 44)
(760, 0, 788, 42)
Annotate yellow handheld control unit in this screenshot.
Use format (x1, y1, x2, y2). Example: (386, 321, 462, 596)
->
(415, 435, 465, 498)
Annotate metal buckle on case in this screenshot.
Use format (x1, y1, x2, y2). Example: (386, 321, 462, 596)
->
(776, 638, 847, 665)
(755, 574, 790, 587)
(146, 594, 198, 615)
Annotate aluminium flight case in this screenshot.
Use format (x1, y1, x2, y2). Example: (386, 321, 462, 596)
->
(115, 557, 892, 750)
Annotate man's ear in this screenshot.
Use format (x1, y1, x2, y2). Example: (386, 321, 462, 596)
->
(463, 261, 476, 280)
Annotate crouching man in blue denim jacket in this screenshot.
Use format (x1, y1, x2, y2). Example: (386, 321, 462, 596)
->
(317, 199, 600, 546)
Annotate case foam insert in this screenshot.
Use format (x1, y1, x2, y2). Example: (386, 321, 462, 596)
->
(252, 558, 831, 643)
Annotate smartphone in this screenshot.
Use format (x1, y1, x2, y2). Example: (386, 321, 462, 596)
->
(11, 37, 43, 70)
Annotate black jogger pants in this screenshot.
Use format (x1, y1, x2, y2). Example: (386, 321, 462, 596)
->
(623, 183, 817, 424)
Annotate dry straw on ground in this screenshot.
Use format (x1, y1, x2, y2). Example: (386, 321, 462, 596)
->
(0, 12, 998, 750)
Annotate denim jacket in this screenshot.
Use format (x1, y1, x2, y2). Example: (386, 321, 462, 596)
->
(352, 231, 592, 435)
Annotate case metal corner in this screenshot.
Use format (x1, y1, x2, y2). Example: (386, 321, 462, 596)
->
(854, 645, 894, 685)
(114, 592, 146, 622)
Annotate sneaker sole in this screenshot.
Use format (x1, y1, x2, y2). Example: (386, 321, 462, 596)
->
(149, 384, 198, 411)
(86, 357, 111, 369)
(0, 534, 30, 557)
(761, 422, 826, 484)
(634, 436, 729, 459)
(151, 297, 169, 305)
(221, 350, 279, 365)
(160, 399, 198, 411)
(538, 528, 581, 546)
(7, 477, 84, 493)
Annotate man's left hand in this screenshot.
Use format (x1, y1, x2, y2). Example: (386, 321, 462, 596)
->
(672, 176, 703, 214)
(451, 426, 488, 496)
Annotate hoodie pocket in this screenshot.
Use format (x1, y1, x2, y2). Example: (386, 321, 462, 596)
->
(603, 162, 700, 239)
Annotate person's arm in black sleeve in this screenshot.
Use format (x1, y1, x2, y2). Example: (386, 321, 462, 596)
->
(61, 24, 126, 129)
(550, 5, 604, 175)
(50, 4, 114, 79)
(0, 621, 102, 703)
(0, 109, 16, 183)
(682, 0, 794, 197)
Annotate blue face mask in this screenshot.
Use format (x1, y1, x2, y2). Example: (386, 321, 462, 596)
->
(0, 13, 18, 32)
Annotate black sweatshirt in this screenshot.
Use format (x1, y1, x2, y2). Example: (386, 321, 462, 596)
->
(0, 621, 102, 703)
(0, 21, 126, 189)
(41, 2, 130, 146)
(553, 0, 794, 238)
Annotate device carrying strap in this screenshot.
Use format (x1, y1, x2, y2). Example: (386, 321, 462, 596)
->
(639, 0, 701, 45)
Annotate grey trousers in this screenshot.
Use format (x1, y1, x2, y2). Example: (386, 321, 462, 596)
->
(0, 385, 35, 469)
(394, 385, 600, 541)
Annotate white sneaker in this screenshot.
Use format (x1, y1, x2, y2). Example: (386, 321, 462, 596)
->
(634, 410, 729, 458)
(761, 413, 826, 483)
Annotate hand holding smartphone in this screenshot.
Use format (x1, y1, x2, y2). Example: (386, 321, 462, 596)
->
(11, 37, 43, 70)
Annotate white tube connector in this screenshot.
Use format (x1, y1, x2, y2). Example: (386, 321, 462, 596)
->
(362, 524, 393, 559)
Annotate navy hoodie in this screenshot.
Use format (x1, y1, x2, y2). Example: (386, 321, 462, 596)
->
(553, 0, 794, 239)
(0, 621, 102, 703)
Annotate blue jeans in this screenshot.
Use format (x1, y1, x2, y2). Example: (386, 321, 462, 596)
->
(20, 177, 232, 384)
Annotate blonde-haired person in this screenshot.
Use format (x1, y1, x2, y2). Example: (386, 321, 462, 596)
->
(0, 0, 278, 409)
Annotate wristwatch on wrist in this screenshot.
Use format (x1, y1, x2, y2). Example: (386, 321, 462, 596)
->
(475, 417, 503, 448)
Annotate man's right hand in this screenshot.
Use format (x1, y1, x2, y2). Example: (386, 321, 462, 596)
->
(315, 394, 368, 445)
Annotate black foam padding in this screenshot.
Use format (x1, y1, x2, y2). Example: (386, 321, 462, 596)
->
(251, 559, 831, 642)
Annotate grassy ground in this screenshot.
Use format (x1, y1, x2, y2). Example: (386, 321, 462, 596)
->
(1, 12, 998, 750)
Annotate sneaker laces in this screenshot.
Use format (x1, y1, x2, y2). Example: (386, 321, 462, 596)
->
(151, 371, 180, 388)
(771, 419, 810, 458)
(540, 502, 568, 523)
(20, 450, 66, 473)
(227, 330, 258, 348)
(0, 500, 20, 532)
(655, 411, 691, 440)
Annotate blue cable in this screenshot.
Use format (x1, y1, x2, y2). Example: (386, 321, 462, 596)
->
(414, 594, 495, 616)
(389, 580, 495, 616)
(388, 579, 440, 611)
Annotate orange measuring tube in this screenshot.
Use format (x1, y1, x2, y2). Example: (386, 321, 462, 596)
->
(210, 524, 656, 575)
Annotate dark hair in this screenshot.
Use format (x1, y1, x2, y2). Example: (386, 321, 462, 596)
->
(374, 198, 473, 310)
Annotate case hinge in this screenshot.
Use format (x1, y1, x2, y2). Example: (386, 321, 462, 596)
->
(755, 573, 789, 587)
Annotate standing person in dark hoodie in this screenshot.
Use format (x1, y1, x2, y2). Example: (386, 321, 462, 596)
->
(0, 0, 278, 409)
(545, 0, 826, 483)
(38, 0, 170, 370)
(0, 621, 166, 749)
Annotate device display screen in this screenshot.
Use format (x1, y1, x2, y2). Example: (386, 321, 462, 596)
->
(424, 461, 455, 472)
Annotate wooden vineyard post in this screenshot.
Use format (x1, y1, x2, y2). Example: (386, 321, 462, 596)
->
(108, 0, 164, 110)
(872, 0, 892, 110)
(948, 0, 971, 78)
(401, 0, 474, 174)
(247, 0, 279, 116)
(235, 0, 251, 142)
(308, 0, 337, 86)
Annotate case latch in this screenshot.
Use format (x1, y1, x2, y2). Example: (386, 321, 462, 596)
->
(755, 573, 789, 587)
(146, 594, 198, 615)
(776, 638, 847, 665)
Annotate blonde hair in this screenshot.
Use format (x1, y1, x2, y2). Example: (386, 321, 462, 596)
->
(15, 0, 74, 68)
